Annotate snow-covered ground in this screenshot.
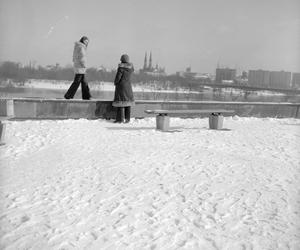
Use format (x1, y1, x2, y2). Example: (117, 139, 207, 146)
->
(0, 117, 300, 250)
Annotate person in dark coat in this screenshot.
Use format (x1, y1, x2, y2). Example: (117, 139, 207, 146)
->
(112, 54, 135, 123)
(64, 36, 91, 100)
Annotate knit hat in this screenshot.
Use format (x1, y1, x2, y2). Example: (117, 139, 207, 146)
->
(120, 54, 130, 63)
(79, 36, 89, 43)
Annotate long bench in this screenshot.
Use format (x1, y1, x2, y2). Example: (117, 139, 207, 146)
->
(145, 109, 235, 131)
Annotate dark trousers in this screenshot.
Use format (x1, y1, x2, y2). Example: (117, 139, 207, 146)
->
(116, 107, 131, 122)
(64, 74, 91, 100)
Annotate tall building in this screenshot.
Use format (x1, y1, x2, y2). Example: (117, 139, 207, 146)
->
(248, 70, 270, 87)
(269, 71, 291, 89)
(292, 72, 300, 89)
(248, 70, 292, 89)
(215, 68, 236, 84)
(241, 71, 248, 79)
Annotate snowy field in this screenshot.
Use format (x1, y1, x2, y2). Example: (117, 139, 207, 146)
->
(23, 79, 287, 96)
(0, 117, 300, 250)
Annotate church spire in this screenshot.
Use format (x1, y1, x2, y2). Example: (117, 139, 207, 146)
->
(143, 52, 148, 70)
(149, 51, 152, 69)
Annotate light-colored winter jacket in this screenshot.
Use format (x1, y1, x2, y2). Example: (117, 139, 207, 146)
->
(73, 41, 87, 74)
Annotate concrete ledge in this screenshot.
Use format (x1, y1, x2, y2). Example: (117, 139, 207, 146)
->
(0, 98, 300, 119)
(0, 99, 14, 117)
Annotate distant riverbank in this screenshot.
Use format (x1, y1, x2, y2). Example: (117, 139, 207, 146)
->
(1, 79, 299, 103)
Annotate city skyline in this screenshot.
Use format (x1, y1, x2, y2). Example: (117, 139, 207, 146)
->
(0, 0, 299, 74)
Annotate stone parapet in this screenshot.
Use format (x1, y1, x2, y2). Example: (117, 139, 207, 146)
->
(0, 98, 299, 119)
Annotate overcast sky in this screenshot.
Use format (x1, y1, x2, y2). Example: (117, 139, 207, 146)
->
(0, 0, 299, 74)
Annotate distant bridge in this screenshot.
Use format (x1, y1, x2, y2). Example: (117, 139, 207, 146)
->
(187, 80, 300, 95)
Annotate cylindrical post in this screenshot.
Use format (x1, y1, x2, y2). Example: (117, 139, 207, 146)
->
(209, 114, 224, 129)
(156, 115, 170, 131)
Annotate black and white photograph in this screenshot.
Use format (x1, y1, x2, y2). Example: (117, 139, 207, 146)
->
(0, 0, 299, 249)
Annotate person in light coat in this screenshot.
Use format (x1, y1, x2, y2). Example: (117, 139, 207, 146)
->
(112, 54, 135, 123)
(64, 36, 91, 100)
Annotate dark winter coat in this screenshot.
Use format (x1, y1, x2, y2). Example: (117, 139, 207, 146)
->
(112, 63, 135, 107)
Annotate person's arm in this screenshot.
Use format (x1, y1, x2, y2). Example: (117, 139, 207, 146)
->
(79, 46, 87, 68)
(114, 68, 123, 85)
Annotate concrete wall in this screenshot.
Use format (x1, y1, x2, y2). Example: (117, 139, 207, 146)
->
(0, 98, 299, 120)
(0, 99, 14, 117)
